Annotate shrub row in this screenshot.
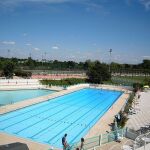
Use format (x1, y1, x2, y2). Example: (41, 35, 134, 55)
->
(40, 78, 86, 86)
(14, 70, 32, 78)
(116, 92, 135, 128)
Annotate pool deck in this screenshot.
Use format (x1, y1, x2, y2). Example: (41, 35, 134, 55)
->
(0, 132, 53, 150)
(94, 138, 134, 150)
(126, 90, 150, 130)
(0, 84, 130, 150)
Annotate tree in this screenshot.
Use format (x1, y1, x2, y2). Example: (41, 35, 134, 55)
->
(142, 59, 150, 69)
(25, 57, 36, 69)
(2, 61, 15, 78)
(14, 69, 32, 78)
(84, 59, 92, 70)
(67, 61, 76, 69)
(87, 61, 111, 84)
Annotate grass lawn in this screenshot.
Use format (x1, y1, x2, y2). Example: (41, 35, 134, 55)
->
(104, 76, 150, 86)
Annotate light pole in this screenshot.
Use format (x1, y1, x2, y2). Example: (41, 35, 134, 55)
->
(29, 52, 31, 58)
(44, 52, 47, 63)
(7, 49, 10, 58)
(109, 49, 112, 73)
(42, 54, 44, 69)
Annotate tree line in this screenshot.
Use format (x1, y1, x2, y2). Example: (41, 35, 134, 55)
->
(0, 56, 150, 80)
(0, 57, 150, 71)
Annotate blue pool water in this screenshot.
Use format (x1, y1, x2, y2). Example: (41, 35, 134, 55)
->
(0, 89, 56, 106)
(0, 88, 122, 148)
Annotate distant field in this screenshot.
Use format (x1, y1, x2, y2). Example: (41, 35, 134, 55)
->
(108, 76, 150, 86)
(113, 76, 148, 81)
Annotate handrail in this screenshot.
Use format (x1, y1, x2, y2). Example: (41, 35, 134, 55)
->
(70, 128, 126, 150)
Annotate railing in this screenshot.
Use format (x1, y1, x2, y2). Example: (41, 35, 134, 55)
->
(126, 128, 139, 140)
(0, 79, 44, 90)
(134, 131, 150, 150)
(70, 128, 126, 150)
(70, 127, 150, 150)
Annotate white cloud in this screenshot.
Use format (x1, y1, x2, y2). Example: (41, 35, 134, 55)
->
(23, 33, 27, 36)
(0, 0, 74, 11)
(142, 55, 150, 58)
(1, 41, 16, 45)
(68, 54, 76, 59)
(0, 0, 102, 9)
(33, 47, 40, 51)
(93, 43, 97, 46)
(0, 0, 106, 14)
(85, 2, 102, 10)
(139, 0, 150, 10)
(28, 0, 75, 3)
(0, 0, 77, 6)
(51, 46, 59, 50)
(25, 43, 32, 46)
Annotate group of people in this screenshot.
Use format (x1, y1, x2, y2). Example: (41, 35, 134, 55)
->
(62, 134, 84, 150)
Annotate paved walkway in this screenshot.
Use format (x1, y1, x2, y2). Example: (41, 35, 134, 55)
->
(126, 90, 150, 130)
(0, 132, 54, 150)
(136, 143, 150, 150)
(94, 138, 134, 150)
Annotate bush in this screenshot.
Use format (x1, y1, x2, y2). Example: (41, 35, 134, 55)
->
(2, 61, 14, 78)
(124, 92, 134, 114)
(116, 92, 134, 128)
(40, 78, 86, 86)
(14, 70, 32, 78)
(133, 83, 143, 92)
(118, 115, 128, 128)
(144, 78, 150, 86)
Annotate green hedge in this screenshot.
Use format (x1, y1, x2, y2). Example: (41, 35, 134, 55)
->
(40, 78, 86, 86)
(117, 112, 128, 128)
(133, 83, 144, 92)
(117, 92, 135, 128)
(124, 92, 135, 114)
(14, 70, 32, 78)
(143, 78, 150, 86)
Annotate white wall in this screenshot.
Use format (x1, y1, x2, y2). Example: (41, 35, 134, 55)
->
(0, 79, 43, 90)
(66, 84, 90, 90)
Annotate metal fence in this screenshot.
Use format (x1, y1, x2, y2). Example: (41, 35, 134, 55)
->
(70, 128, 150, 150)
(134, 132, 150, 150)
(70, 128, 126, 150)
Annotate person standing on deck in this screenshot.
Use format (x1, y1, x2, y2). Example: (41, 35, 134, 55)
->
(80, 138, 84, 150)
(62, 133, 69, 150)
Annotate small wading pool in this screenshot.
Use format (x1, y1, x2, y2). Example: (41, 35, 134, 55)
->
(0, 89, 56, 106)
(0, 88, 123, 148)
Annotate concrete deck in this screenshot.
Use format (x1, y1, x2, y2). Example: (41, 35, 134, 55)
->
(94, 138, 134, 150)
(126, 90, 150, 130)
(0, 132, 54, 150)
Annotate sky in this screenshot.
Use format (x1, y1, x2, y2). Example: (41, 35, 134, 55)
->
(0, 0, 150, 64)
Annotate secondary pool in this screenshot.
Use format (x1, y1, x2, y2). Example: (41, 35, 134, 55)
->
(0, 88, 122, 148)
(0, 89, 56, 106)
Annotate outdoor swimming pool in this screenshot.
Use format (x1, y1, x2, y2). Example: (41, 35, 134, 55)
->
(0, 88, 122, 148)
(0, 89, 56, 106)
